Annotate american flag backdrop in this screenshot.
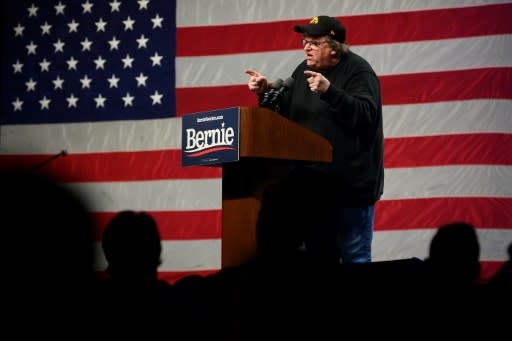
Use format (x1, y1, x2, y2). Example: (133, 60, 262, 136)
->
(1, 0, 512, 283)
(0, 0, 222, 283)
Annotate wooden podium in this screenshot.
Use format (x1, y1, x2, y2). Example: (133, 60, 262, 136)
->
(221, 106, 332, 268)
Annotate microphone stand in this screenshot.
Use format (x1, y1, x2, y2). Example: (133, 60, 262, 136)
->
(29, 150, 68, 172)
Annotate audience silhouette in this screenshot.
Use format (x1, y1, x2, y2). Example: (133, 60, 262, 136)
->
(95, 210, 175, 336)
(420, 222, 487, 336)
(101, 210, 163, 283)
(487, 242, 512, 291)
(482, 241, 512, 332)
(424, 222, 481, 288)
(1, 169, 95, 337)
(3, 165, 508, 339)
(173, 181, 372, 340)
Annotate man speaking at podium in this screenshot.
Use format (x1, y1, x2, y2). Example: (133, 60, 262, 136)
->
(245, 15, 384, 264)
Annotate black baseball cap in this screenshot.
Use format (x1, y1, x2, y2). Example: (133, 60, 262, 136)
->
(294, 15, 346, 43)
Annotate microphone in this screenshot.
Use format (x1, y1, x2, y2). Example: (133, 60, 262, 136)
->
(260, 78, 283, 107)
(268, 77, 294, 105)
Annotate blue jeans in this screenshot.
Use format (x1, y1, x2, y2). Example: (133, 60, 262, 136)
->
(337, 206, 374, 263)
(305, 205, 374, 264)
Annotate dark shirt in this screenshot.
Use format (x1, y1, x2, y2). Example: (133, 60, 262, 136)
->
(279, 50, 384, 206)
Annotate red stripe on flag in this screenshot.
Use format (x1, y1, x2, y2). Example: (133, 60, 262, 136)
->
(375, 197, 512, 231)
(115, 263, 503, 284)
(96, 270, 221, 285)
(380, 67, 512, 105)
(158, 270, 220, 285)
(93, 210, 222, 241)
(480, 261, 507, 282)
(176, 85, 259, 116)
(176, 68, 512, 116)
(177, 3, 512, 56)
(384, 133, 512, 168)
(159, 264, 502, 284)
(0, 150, 222, 182)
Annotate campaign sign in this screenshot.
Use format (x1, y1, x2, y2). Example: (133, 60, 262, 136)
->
(182, 107, 240, 167)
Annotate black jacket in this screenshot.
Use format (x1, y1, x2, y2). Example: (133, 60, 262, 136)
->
(278, 50, 384, 206)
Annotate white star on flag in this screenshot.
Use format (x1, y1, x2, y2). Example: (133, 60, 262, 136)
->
(3, 0, 173, 118)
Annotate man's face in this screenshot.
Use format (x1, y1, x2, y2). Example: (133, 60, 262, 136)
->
(301, 35, 334, 71)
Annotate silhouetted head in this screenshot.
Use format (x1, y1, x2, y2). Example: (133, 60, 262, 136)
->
(1, 169, 94, 287)
(426, 222, 481, 284)
(102, 210, 162, 281)
(1, 169, 95, 333)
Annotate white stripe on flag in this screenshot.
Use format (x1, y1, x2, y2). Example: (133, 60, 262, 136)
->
(0, 118, 183, 153)
(175, 35, 512, 87)
(373, 229, 512, 261)
(177, 0, 510, 26)
(70, 180, 222, 212)
(93, 240, 222, 272)
(383, 166, 512, 200)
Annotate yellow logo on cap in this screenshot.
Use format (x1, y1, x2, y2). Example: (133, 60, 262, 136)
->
(330, 29, 335, 36)
(309, 17, 319, 24)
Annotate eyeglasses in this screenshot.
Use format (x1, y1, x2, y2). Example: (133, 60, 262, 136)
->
(301, 38, 328, 49)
